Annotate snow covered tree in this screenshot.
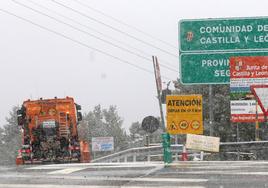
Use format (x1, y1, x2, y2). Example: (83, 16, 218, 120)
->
(103, 106, 128, 151)
(0, 106, 21, 164)
(80, 105, 129, 158)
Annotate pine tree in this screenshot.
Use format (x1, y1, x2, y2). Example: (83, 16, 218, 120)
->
(0, 106, 21, 164)
(79, 105, 129, 158)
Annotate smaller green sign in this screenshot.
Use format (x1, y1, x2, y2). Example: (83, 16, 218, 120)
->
(180, 51, 268, 84)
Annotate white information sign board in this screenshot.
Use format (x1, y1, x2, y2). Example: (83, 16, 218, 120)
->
(92, 137, 114, 152)
(186, 134, 220, 152)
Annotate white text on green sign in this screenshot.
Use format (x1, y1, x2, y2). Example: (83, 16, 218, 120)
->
(180, 18, 268, 52)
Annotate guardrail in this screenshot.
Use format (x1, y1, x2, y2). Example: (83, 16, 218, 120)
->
(91, 141, 268, 163)
(219, 140, 268, 160)
(91, 144, 203, 163)
(220, 140, 268, 149)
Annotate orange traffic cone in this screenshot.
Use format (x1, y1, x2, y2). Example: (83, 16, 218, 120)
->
(80, 141, 90, 163)
(181, 145, 188, 161)
(16, 149, 24, 165)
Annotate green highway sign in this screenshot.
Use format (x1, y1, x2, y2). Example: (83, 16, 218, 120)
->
(179, 17, 268, 52)
(180, 51, 268, 84)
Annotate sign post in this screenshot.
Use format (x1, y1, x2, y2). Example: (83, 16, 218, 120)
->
(152, 56, 165, 130)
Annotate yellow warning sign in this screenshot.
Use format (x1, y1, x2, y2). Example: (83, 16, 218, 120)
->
(166, 95, 203, 135)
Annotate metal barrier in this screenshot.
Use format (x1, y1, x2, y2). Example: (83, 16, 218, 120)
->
(219, 140, 268, 161)
(90, 144, 206, 163)
(92, 144, 182, 163)
(91, 141, 268, 163)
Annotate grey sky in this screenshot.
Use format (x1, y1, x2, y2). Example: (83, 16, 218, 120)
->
(0, 0, 267, 130)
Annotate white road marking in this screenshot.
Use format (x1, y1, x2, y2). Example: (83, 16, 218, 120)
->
(181, 165, 268, 169)
(0, 184, 206, 188)
(143, 164, 164, 176)
(48, 175, 208, 183)
(25, 161, 268, 176)
(48, 167, 87, 174)
(122, 187, 205, 188)
(132, 177, 208, 183)
(27, 162, 164, 170)
(171, 170, 268, 176)
(27, 163, 165, 175)
(27, 162, 166, 175)
(47, 176, 208, 182)
(27, 161, 268, 171)
(0, 173, 208, 183)
(167, 161, 268, 166)
(238, 172, 268, 175)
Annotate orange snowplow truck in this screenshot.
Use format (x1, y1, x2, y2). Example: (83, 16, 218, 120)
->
(16, 97, 89, 164)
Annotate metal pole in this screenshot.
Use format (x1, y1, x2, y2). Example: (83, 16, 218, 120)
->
(145, 134, 149, 147)
(236, 124, 239, 142)
(133, 155, 136, 162)
(255, 101, 259, 141)
(209, 85, 214, 136)
(152, 56, 165, 130)
(175, 135, 178, 161)
(147, 133, 151, 162)
(200, 151, 204, 161)
(175, 135, 178, 145)
(236, 123, 240, 160)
